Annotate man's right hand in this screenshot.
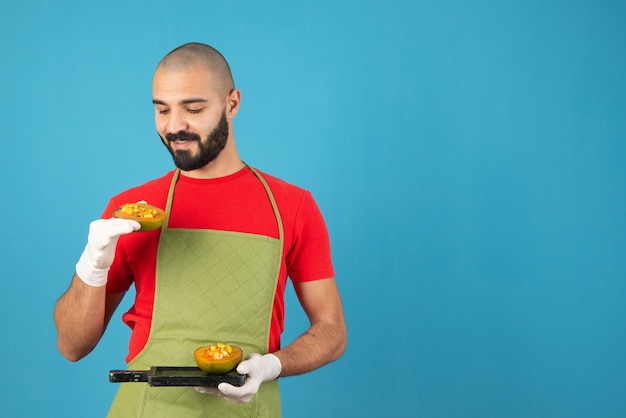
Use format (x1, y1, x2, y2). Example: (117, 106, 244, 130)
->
(75, 218, 140, 287)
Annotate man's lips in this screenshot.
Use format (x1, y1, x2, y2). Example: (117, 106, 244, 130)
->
(165, 132, 200, 151)
(170, 139, 196, 150)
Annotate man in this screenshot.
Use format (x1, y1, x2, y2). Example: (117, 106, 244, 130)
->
(54, 42, 347, 417)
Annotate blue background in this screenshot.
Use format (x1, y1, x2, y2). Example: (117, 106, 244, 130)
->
(1, 0, 625, 417)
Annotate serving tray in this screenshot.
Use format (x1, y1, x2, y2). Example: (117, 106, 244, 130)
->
(109, 366, 245, 387)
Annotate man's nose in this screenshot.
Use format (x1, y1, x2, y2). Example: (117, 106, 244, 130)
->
(166, 109, 189, 134)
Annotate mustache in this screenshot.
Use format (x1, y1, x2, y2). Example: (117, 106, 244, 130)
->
(165, 131, 201, 142)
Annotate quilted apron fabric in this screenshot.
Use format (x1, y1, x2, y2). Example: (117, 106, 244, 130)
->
(107, 167, 283, 417)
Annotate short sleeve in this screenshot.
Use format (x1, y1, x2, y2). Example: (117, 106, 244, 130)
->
(285, 191, 334, 282)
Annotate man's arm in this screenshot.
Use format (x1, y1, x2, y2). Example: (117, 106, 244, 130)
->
(54, 275, 124, 361)
(54, 217, 139, 362)
(197, 276, 347, 403)
(274, 276, 347, 376)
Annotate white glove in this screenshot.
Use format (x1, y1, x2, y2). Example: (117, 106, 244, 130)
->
(195, 353, 282, 404)
(75, 218, 140, 287)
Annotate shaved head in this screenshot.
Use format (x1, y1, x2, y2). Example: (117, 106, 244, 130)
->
(157, 42, 234, 97)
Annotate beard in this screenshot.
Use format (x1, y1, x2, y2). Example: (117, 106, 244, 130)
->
(161, 110, 229, 171)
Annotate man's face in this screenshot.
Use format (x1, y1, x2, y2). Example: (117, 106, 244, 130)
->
(152, 65, 230, 171)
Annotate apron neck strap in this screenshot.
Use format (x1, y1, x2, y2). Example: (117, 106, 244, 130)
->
(248, 166, 284, 242)
(163, 168, 180, 229)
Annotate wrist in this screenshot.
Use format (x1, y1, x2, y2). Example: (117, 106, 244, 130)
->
(264, 353, 282, 380)
(75, 251, 108, 287)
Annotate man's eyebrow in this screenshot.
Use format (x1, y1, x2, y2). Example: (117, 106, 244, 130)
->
(152, 98, 209, 105)
(181, 98, 208, 105)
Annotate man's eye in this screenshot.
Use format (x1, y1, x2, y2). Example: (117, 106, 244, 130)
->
(157, 109, 169, 115)
(188, 108, 203, 114)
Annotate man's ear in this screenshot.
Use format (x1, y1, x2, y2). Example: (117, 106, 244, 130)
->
(226, 88, 241, 119)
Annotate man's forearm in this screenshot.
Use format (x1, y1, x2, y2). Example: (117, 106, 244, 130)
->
(54, 274, 107, 362)
(274, 319, 347, 377)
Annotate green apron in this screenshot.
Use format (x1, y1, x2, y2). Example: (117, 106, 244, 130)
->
(107, 167, 283, 417)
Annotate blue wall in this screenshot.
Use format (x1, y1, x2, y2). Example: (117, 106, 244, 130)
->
(1, 1, 625, 416)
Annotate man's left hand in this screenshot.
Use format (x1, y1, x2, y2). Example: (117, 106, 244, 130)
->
(194, 353, 281, 404)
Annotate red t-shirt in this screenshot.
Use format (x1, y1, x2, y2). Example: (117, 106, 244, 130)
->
(104, 166, 334, 363)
